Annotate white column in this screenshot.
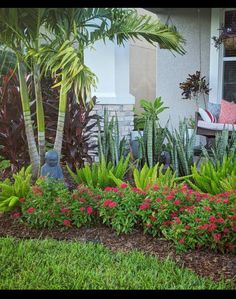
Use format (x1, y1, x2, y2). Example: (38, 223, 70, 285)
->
(84, 40, 135, 105)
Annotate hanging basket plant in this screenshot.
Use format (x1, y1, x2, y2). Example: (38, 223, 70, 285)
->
(223, 34, 236, 49)
(212, 21, 236, 49)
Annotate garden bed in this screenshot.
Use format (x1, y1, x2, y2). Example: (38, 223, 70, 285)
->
(0, 212, 235, 285)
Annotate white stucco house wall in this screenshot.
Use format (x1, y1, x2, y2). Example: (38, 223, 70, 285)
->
(85, 8, 235, 138)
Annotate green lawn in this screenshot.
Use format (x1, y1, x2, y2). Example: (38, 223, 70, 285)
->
(0, 237, 233, 290)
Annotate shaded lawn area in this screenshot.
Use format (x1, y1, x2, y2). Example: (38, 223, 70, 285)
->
(0, 237, 234, 290)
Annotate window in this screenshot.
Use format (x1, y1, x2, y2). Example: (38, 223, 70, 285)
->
(222, 10, 236, 102)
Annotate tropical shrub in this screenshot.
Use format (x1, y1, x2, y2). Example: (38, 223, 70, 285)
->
(132, 163, 188, 191)
(0, 70, 29, 169)
(188, 154, 236, 194)
(0, 165, 32, 212)
(66, 154, 130, 189)
(21, 180, 99, 229)
(134, 97, 169, 130)
(137, 184, 236, 253)
(97, 184, 146, 234)
(98, 108, 127, 166)
(62, 95, 100, 170)
(21, 177, 71, 228)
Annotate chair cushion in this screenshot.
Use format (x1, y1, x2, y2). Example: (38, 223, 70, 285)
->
(197, 120, 236, 131)
(219, 99, 236, 124)
(198, 107, 216, 123)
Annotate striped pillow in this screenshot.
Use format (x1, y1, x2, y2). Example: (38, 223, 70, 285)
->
(199, 107, 216, 123)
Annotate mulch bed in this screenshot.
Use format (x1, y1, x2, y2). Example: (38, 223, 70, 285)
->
(0, 213, 235, 285)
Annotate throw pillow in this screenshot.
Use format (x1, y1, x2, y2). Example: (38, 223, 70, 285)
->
(199, 107, 216, 123)
(218, 99, 236, 124)
(207, 102, 221, 121)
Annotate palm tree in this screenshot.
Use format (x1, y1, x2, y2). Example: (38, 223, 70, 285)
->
(0, 8, 53, 177)
(0, 8, 41, 177)
(39, 8, 185, 160)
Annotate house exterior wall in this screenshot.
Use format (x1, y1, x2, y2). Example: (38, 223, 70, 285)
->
(129, 8, 157, 114)
(156, 8, 211, 129)
(84, 34, 135, 147)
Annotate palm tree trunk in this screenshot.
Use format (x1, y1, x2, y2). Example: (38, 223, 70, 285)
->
(18, 60, 40, 178)
(53, 76, 67, 161)
(33, 64, 45, 169)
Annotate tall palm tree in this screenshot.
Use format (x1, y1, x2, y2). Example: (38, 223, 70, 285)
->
(0, 8, 51, 177)
(40, 8, 186, 160)
(0, 8, 41, 177)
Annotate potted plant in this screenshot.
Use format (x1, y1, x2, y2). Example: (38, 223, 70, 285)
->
(179, 71, 210, 110)
(212, 21, 236, 49)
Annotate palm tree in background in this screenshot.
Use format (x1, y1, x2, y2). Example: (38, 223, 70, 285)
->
(0, 8, 48, 177)
(0, 8, 186, 178)
(39, 7, 185, 161)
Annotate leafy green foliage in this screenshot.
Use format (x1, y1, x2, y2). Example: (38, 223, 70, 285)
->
(132, 163, 184, 190)
(66, 154, 130, 189)
(0, 156, 11, 173)
(188, 154, 236, 194)
(135, 97, 169, 130)
(98, 186, 146, 234)
(167, 120, 196, 177)
(201, 128, 236, 164)
(21, 181, 99, 229)
(98, 108, 127, 166)
(137, 185, 236, 254)
(0, 165, 32, 212)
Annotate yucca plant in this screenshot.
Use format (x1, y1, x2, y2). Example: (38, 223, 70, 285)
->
(66, 154, 130, 189)
(0, 165, 32, 212)
(187, 154, 236, 194)
(167, 120, 196, 177)
(98, 108, 127, 166)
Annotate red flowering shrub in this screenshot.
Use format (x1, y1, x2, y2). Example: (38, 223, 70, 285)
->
(19, 177, 235, 253)
(137, 184, 236, 253)
(97, 185, 146, 234)
(21, 180, 100, 229)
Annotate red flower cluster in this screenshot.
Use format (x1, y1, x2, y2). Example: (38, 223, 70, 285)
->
(27, 207, 36, 214)
(63, 219, 71, 226)
(103, 199, 118, 208)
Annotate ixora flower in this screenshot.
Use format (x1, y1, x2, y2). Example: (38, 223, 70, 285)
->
(87, 206, 93, 215)
(108, 201, 117, 208)
(12, 212, 21, 219)
(27, 207, 36, 214)
(120, 183, 128, 189)
(61, 207, 70, 214)
(213, 233, 221, 242)
(63, 219, 71, 226)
